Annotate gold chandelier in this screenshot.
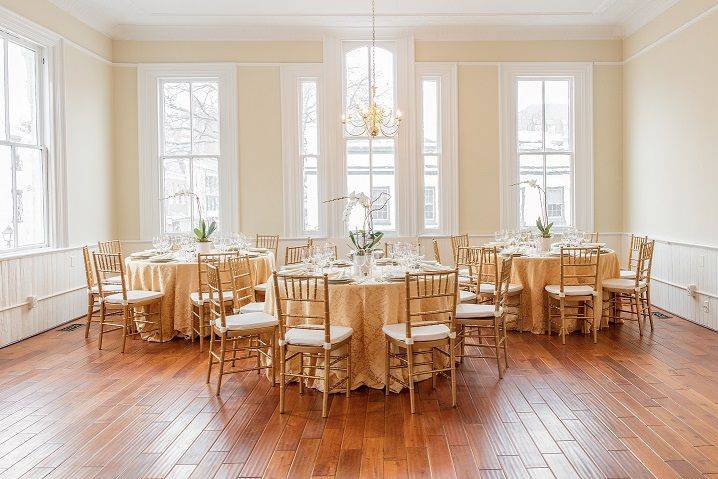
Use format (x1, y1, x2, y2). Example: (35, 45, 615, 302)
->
(341, 0, 402, 138)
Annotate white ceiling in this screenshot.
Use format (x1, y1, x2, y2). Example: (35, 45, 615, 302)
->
(47, 0, 679, 40)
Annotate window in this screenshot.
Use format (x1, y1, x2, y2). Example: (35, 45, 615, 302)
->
(138, 65, 238, 239)
(501, 63, 593, 233)
(344, 44, 396, 231)
(424, 186, 436, 224)
(300, 79, 320, 233)
(420, 77, 440, 230)
(0, 33, 46, 252)
(371, 186, 390, 225)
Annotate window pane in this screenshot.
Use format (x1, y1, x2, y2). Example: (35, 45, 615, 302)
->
(15, 147, 44, 247)
(423, 155, 439, 229)
(545, 80, 570, 152)
(517, 80, 542, 151)
(303, 156, 319, 232)
(191, 82, 220, 155)
(162, 157, 192, 233)
(8, 42, 37, 145)
(193, 157, 219, 228)
(345, 47, 369, 121)
(0, 41, 5, 140)
(346, 139, 370, 230)
(162, 82, 191, 155)
(371, 139, 395, 230)
(546, 154, 572, 227)
(300, 80, 318, 156)
(422, 78, 439, 155)
(0, 146, 13, 250)
(373, 47, 394, 112)
(518, 154, 545, 228)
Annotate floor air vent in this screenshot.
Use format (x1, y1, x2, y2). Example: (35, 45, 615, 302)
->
(652, 311, 671, 319)
(57, 323, 84, 332)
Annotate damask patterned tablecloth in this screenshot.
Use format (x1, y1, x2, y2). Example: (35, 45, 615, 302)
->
(125, 253, 275, 341)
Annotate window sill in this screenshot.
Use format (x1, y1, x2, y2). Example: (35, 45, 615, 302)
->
(0, 245, 82, 261)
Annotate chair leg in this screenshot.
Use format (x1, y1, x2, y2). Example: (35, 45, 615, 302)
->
(85, 293, 94, 339)
(647, 287, 654, 331)
(206, 327, 214, 384)
(346, 340, 352, 398)
(215, 334, 227, 396)
(121, 306, 130, 354)
(256, 337, 261, 375)
(97, 303, 106, 350)
(407, 344, 416, 414)
(559, 299, 566, 345)
(384, 339, 391, 396)
(459, 325, 465, 362)
(449, 337, 457, 407)
(503, 320, 509, 368)
(546, 295, 552, 336)
(271, 330, 277, 387)
(198, 304, 204, 352)
(591, 300, 598, 344)
(322, 349, 330, 418)
(431, 347, 437, 389)
(298, 353, 304, 396)
(494, 319, 503, 379)
(279, 341, 286, 414)
(634, 295, 644, 337)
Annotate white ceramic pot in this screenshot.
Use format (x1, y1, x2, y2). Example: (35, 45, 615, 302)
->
(352, 252, 372, 277)
(197, 241, 214, 254)
(540, 236, 552, 253)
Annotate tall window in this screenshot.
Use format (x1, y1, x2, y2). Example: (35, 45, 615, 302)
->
(344, 44, 396, 231)
(516, 78, 572, 229)
(300, 79, 320, 233)
(0, 34, 45, 252)
(160, 79, 220, 233)
(420, 77, 440, 230)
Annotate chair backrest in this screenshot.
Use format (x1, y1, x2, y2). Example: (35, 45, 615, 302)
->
(559, 246, 601, 293)
(92, 252, 127, 299)
(635, 239, 655, 286)
(272, 272, 330, 346)
(478, 247, 500, 289)
(450, 234, 469, 263)
(589, 232, 599, 243)
(227, 255, 256, 310)
(432, 238, 441, 263)
(197, 252, 238, 302)
(82, 246, 95, 290)
(285, 245, 309, 266)
(494, 256, 513, 313)
(256, 234, 280, 256)
(206, 262, 229, 330)
(627, 234, 648, 271)
(98, 240, 122, 254)
(404, 270, 458, 341)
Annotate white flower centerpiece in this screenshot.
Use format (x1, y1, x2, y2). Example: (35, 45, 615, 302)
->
(325, 190, 390, 276)
(511, 179, 554, 252)
(161, 189, 217, 254)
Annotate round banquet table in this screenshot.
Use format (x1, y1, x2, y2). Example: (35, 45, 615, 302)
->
(125, 252, 275, 342)
(507, 250, 620, 334)
(263, 275, 454, 392)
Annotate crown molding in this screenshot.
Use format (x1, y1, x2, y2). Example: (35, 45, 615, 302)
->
(621, 0, 681, 36)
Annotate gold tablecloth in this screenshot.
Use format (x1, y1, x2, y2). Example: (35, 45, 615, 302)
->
(125, 253, 274, 341)
(509, 251, 620, 334)
(264, 278, 453, 392)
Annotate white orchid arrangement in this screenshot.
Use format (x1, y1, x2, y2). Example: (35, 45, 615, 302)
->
(511, 179, 553, 238)
(161, 189, 217, 243)
(325, 191, 390, 254)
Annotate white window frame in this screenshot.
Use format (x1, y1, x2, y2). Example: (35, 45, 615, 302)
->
(415, 62, 458, 236)
(138, 64, 238, 240)
(280, 65, 326, 238)
(500, 62, 593, 233)
(0, 7, 65, 257)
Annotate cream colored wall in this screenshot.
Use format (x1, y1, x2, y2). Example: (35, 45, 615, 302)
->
(623, 3, 718, 245)
(113, 66, 140, 240)
(63, 44, 115, 245)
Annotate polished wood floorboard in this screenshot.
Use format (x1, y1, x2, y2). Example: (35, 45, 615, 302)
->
(1, 312, 717, 478)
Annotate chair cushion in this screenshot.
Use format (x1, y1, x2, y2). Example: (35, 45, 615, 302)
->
(545, 285, 595, 296)
(459, 275, 472, 285)
(214, 312, 278, 333)
(479, 283, 524, 294)
(456, 303, 498, 319)
(105, 290, 164, 304)
(382, 321, 450, 343)
(285, 325, 353, 347)
(603, 278, 647, 291)
(90, 284, 122, 294)
(459, 290, 477, 303)
(254, 282, 268, 293)
(105, 275, 123, 285)
(239, 301, 266, 314)
(620, 269, 637, 279)
(190, 290, 233, 305)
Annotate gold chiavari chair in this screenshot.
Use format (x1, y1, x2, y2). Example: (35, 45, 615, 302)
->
(98, 239, 122, 254)
(285, 245, 310, 266)
(475, 247, 524, 332)
(589, 232, 599, 243)
(455, 246, 480, 304)
(545, 246, 602, 344)
(229, 255, 265, 314)
(206, 262, 278, 395)
(603, 240, 655, 335)
(273, 273, 353, 418)
(455, 256, 513, 378)
(621, 234, 648, 279)
(82, 246, 120, 339)
(93, 252, 164, 352)
(450, 233, 469, 264)
(432, 238, 441, 263)
(190, 252, 238, 352)
(383, 270, 459, 413)
(256, 234, 280, 257)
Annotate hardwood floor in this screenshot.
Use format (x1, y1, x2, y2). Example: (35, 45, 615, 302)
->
(1, 312, 717, 478)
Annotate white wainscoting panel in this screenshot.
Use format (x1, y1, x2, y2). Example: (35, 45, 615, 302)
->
(0, 247, 87, 347)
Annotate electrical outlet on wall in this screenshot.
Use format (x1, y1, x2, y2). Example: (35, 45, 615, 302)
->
(704, 301, 711, 314)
